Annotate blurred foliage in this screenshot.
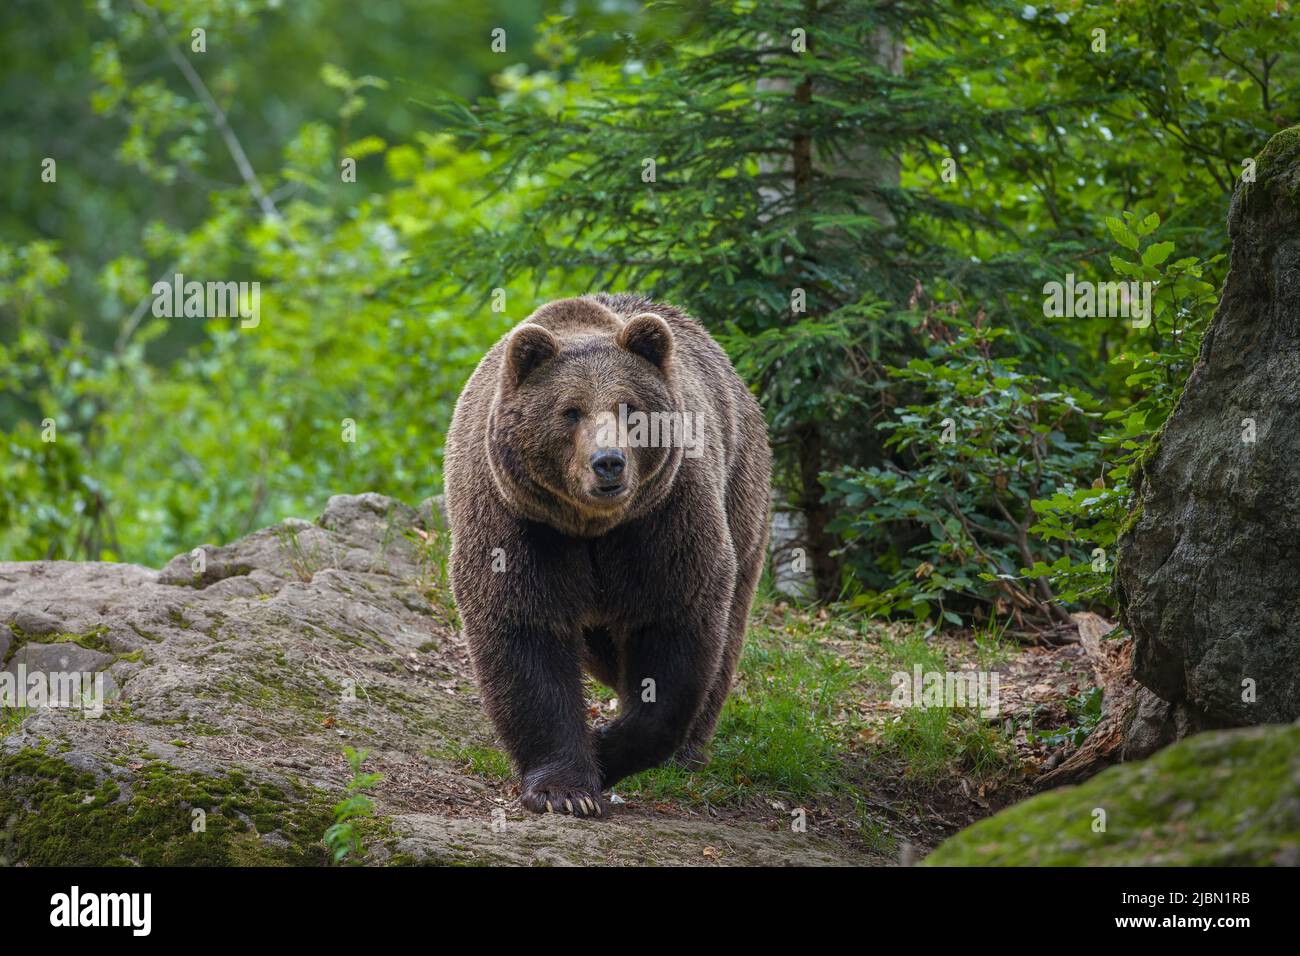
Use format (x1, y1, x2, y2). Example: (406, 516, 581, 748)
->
(0, 0, 1294, 628)
(0, 0, 575, 563)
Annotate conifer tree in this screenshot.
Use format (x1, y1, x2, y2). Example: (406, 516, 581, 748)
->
(419, 0, 1038, 596)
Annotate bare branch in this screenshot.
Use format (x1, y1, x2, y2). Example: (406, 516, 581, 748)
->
(135, 0, 281, 220)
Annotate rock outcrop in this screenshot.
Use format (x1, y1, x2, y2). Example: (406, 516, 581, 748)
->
(1116, 127, 1300, 741)
(0, 494, 879, 866)
(925, 723, 1300, 866)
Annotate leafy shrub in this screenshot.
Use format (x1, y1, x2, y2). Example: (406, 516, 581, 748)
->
(1026, 213, 1221, 606)
(824, 311, 1099, 626)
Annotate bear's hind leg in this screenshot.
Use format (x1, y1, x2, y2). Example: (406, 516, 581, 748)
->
(595, 609, 724, 789)
(675, 545, 764, 766)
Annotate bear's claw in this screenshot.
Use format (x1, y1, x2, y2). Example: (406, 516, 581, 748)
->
(521, 784, 605, 818)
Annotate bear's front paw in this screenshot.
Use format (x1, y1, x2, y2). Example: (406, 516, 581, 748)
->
(520, 769, 605, 818)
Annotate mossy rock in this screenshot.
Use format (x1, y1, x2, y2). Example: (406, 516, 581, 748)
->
(924, 724, 1300, 866)
(0, 748, 334, 866)
(1117, 126, 1300, 729)
(1239, 124, 1300, 216)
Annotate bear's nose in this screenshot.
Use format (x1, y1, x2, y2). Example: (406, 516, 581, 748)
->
(590, 448, 625, 482)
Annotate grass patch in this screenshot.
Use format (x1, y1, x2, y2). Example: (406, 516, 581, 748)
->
(608, 601, 899, 852)
(865, 626, 1017, 783)
(0, 706, 33, 736)
(971, 615, 1015, 669)
(410, 517, 459, 632)
(619, 610, 856, 806)
(431, 742, 512, 782)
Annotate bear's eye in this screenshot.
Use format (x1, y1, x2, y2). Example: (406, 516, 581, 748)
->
(561, 407, 581, 424)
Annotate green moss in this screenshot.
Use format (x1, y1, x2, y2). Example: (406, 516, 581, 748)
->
(0, 748, 335, 866)
(1115, 410, 1170, 545)
(196, 610, 231, 641)
(1240, 125, 1300, 215)
(50, 627, 111, 651)
(3, 625, 112, 665)
(1115, 500, 1143, 542)
(1253, 125, 1300, 184)
(127, 622, 163, 643)
(924, 724, 1300, 866)
(184, 564, 253, 588)
(106, 701, 137, 723)
(209, 664, 333, 718)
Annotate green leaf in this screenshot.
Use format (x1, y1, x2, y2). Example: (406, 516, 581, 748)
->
(1105, 217, 1140, 251)
(1141, 241, 1175, 267)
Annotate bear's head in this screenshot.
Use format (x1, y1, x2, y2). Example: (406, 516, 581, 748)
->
(487, 303, 685, 536)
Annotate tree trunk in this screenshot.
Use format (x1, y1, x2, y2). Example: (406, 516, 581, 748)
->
(761, 15, 904, 601)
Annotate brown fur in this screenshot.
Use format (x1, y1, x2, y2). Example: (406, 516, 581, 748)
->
(444, 294, 771, 816)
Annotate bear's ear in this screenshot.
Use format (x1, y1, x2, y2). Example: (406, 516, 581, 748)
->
(617, 312, 674, 371)
(504, 323, 560, 387)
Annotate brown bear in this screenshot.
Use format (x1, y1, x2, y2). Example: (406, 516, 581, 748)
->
(444, 293, 771, 816)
